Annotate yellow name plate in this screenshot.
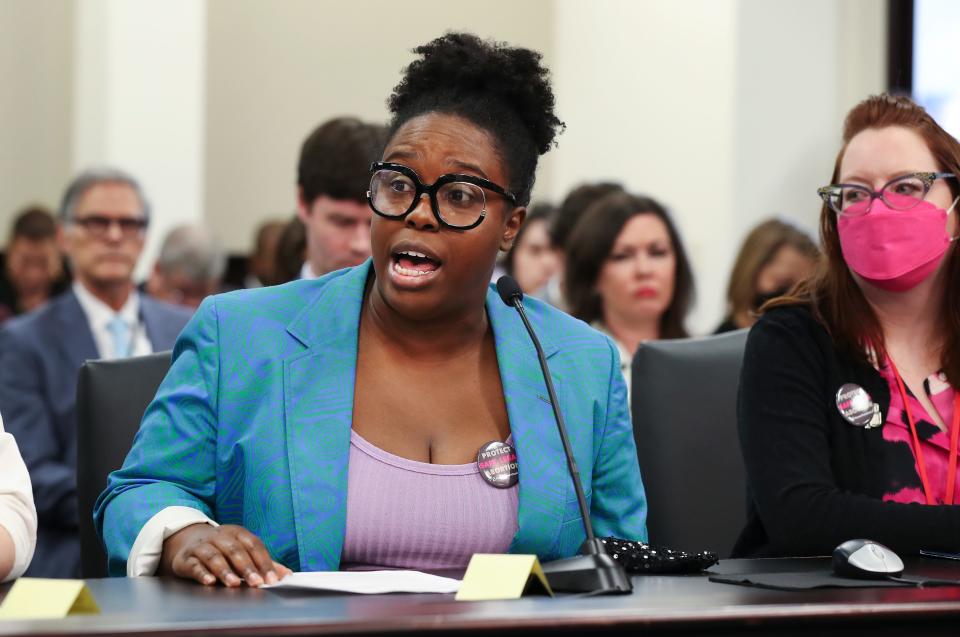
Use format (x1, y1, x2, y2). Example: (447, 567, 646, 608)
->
(455, 554, 554, 601)
(0, 578, 100, 620)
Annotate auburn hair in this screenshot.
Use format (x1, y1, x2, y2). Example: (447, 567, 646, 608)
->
(766, 94, 960, 385)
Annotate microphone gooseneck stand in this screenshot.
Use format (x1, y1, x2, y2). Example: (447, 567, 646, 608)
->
(496, 276, 632, 595)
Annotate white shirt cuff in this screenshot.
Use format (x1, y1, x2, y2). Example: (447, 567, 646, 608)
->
(127, 506, 218, 577)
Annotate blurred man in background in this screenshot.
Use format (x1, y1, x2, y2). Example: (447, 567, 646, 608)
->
(295, 117, 386, 279)
(0, 206, 68, 322)
(0, 167, 191, 578)
(145, 223, 226, 309)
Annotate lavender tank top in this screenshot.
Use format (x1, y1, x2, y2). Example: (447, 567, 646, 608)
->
(340, 430, 519, 571)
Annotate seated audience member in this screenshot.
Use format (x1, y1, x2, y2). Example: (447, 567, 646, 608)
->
(565, 191, 694, 394)
(0, 206, 68, 322)
(543, 182, 623, 309)
(273, 215, 307, 284)
(502, 203, 559, 296)
(245, 219, 285, 288)
(0, 168, 192, 578)
(0, 413, 37, 582)
(96, 33, 647, 585)
(735, 95, 960, 558)
(714, 218, 819, 333)
(296, 118, 387, 280)
(144, 224, 226, 310)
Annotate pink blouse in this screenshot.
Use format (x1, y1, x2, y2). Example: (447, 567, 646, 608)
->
(879, 361, 959, 505)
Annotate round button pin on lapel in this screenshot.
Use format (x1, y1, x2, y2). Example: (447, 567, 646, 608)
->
(836, 383, 877, 427)
(476, 441, 519, 488)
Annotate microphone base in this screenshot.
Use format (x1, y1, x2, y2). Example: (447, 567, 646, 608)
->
(541, 541, 633, 595)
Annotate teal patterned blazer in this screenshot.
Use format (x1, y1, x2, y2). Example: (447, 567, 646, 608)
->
(94, 260, 648, 576)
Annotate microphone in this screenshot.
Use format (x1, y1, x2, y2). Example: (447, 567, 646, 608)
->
(496, 276, 632, 594)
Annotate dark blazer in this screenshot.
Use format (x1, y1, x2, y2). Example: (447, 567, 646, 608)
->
(0, 289, 191, 578)
(733, 304, 960, 558)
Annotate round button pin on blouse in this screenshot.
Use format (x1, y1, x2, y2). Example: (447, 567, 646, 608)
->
(836, 383, 876, 427)
(476, 441, 519, 488)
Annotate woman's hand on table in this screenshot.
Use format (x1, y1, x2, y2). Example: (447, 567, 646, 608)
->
(160, 523, 292, 587)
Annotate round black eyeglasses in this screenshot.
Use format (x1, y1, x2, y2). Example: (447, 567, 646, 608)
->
(367, 161, 517, 230)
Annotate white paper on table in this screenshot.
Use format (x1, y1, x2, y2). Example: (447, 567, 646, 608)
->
(263, 570, 462, 594)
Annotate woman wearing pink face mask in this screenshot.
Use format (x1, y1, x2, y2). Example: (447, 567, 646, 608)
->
(734, 94, 960, 558)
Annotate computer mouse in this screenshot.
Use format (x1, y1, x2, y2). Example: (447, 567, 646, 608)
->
(832, 539, 904, 578)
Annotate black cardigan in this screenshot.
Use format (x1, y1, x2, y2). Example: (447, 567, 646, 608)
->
(732, 304, 960, 557)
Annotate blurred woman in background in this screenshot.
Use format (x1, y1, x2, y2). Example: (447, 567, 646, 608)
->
(714, 218, 818, 334)
(541, 182, 624, 309)
(502, 203, 559, 297)
(272, 216, 307, 284)
(565, 191, 694, 392)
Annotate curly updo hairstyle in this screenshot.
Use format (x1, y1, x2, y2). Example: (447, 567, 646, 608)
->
(387, 32, 564, 207)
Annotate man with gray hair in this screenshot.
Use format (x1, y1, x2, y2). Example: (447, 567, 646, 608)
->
(145, 224, 226, 309)
(0, 167, 191, 578)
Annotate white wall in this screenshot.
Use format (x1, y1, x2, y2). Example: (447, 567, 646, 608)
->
(733, 0, 888, 234)
(0, 0, 74, 224)
(204, 0, 555, 253)
(551, 0, 887, 333)
(552, 0, 739, 333)
(73, 0, 207, 279)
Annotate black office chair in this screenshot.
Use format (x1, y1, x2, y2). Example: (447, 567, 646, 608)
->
(631, 329, 749, 558)
(76, 351, 172, 578)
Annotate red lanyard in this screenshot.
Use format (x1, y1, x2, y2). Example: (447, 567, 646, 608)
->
(888, 359, 960, 505)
